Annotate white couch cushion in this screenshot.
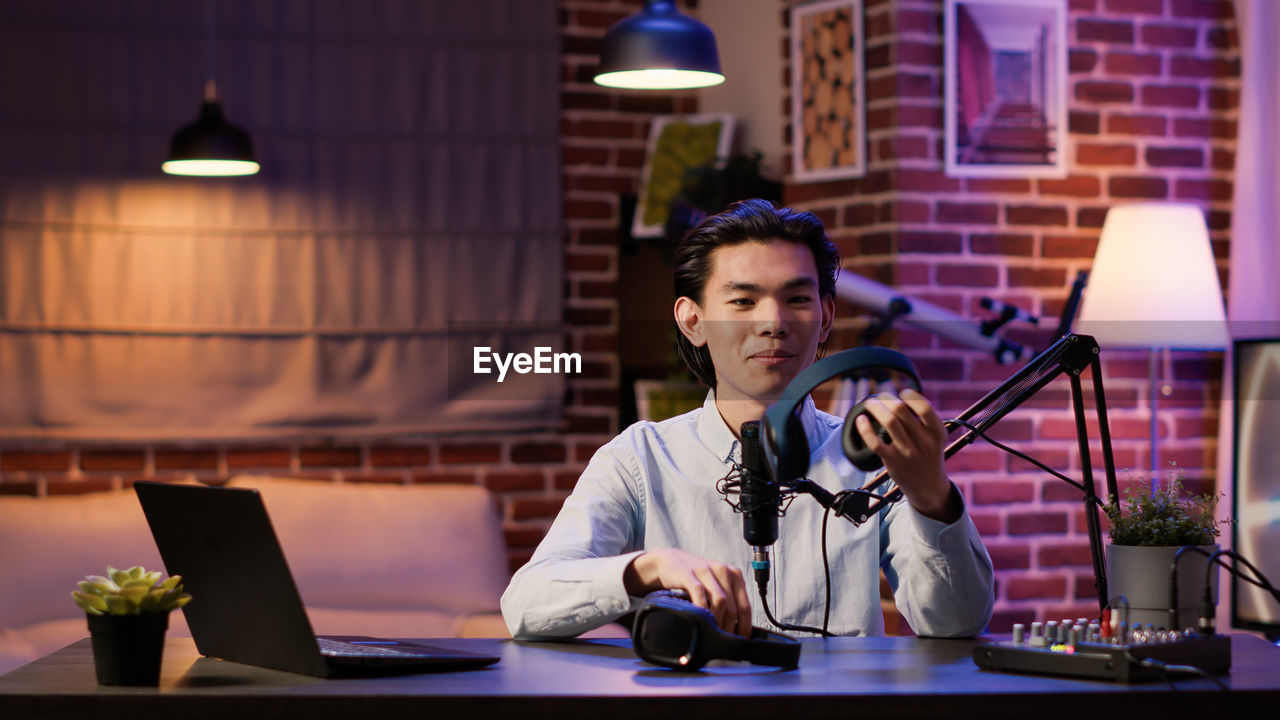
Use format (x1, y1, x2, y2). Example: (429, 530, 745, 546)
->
(226, 476, 509, 615)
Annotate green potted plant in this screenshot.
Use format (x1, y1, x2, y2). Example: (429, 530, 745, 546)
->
(72, 565, 191, 686)
(1104, 473, 1226, 630)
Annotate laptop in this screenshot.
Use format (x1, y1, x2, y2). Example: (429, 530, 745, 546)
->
(133, 481, 500, 677)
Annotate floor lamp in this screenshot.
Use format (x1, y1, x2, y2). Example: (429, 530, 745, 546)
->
(1076, 203, 1229, 488)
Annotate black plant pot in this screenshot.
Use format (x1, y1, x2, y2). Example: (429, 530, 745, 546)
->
(86, 612, 170, 686)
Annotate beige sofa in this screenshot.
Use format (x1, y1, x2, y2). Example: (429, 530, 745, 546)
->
(0, 475, 515, 675)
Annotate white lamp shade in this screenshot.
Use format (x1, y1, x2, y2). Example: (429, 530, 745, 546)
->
(1076, 203, 1228, 349)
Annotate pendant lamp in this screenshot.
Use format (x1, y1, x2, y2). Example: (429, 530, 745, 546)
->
(163, 1, 259, 176)
(593, 0, 724, 90)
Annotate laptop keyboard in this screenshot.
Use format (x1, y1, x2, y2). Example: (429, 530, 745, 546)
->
(316, 637, 439, 659)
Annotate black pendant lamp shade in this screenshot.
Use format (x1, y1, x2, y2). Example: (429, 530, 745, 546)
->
(594, 0, 724, 89)
(163, 82, 259, 177)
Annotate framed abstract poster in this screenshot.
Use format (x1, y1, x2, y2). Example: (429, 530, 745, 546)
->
(944, 0, 1068, 178)
(633, 113, 735, 239)
(790, 0, 865, 182)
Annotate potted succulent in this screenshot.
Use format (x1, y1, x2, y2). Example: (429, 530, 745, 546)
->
(1104, 474, 1226, 630)
(72, 565, 192, 686)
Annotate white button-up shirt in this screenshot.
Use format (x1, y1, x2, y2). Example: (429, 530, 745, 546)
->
(501, 392, 994, 639)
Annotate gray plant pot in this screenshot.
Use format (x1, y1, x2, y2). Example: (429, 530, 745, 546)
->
(1105, 544, 1219, 630)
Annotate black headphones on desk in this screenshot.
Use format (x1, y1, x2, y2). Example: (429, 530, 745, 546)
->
(762, 347, 920, 483)
(632, 591, 801, 671)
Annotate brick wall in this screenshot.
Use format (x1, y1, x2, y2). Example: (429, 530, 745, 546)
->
(781, 0, 1238, 628)
(0, 0, 694, 575)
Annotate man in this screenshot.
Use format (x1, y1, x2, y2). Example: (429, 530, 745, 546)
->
(501, 199, 993, 639)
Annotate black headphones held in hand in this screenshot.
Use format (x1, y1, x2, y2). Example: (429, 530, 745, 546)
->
(631, 591, 801, 671)
(762, 347, 921, 483)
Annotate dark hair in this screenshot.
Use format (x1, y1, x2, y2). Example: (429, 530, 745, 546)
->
(673, 198, 840, 389)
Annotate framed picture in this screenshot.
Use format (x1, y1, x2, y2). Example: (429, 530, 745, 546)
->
(1232, 338, 1280, 637)
(633, 113, 735, 239)
(944, 0, 1068, 178)
(790, 0, 865, 182)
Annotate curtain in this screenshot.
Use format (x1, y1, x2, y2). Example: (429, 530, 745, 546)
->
(0, 0, 563, 440)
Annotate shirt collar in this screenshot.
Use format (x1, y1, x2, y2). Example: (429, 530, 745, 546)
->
(695, 389, 824, 465)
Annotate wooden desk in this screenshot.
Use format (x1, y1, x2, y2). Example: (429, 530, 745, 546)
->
(2, 634, 1277, 719)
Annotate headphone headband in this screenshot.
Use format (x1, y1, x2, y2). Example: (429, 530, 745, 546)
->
(762, 347, 919, 484)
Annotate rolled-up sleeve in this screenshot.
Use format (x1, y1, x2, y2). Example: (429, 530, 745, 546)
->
(880, 485, 994, 638)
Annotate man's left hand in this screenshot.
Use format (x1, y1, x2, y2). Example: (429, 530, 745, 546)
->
(853, 387, 961, 524)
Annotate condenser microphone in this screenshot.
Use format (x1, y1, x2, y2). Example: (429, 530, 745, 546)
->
(739, 421, 778, 593)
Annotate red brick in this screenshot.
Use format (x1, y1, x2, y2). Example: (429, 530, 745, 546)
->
(1108, 175, 1168, 199)
(0, 480, 41, 496)
(503, 526, 547, 549)
(345, 473, 409, 485)
(971, 233, 1034, 256)
(80, 451, 145, 472)
(1038, 175, 1101, 198)
(946, 447, 1004, 472)
(969, 510, 1002, 535)
(1170, 0, 1235, 20)
(1006, 205, 1069, 227)
(896, 40, 942, 66)
(564, 199, 613, 220)
(988, 545, 1032, 571)
(439, 443, 502, 465)
(1076, 19, 1134, 44)
(936, 263, 993, 285)
(561, 144, 609, 166)
(972, 480, 1035, 505)
(565, 307, 612, 326)
(1076, 573, 1105, 601)
(1075, 81, 1134, 104)
(1141, 84, 1201, 108)
(225, 448, 292, 469)
(1107, 114, 1166, 136)
(1173, 117, 1236, 139)
(1009, 511, 1069, 535)
(565, 250, 610, 273)
(155, 450, 218, 471)
(1175, 179, 1233, 203)
(616, 147, 646, 168)
(484, 472, 545, 492)
(299, 448, 361, 468)
(1140, 23, 1198, 48)
(987, 609, 1038, 633)
(1039, 543, 1095, 568)
(894, 8, 940, 34)
(1206, 26, 1237, 50)
(571, 8, 629, 30)
(1008, 266, 1067, 287)
(1145, 146, 1204, 168)
(616, 95, 677, 114)
(965, 178, 1032, 194)
(0, 451, 73, 472)
(1208, 87, 1239, 111)
(1103, 51, 1161, 75)
(1169, 55, 1240, 79)
(880, 200, 931, 223)
(899, 231, 963, 254)
(565, 411, 613, 434)
(1076, 143, 1136, 166)
(1069, 49, 1097, 74)
(510, 496, 568, 520)
(1077, 207, 1110, 228)
(1042, 235, 1099, 259)
(896, 169, 961, 193)
(1069, 111, 1100, 135)
(511, 442, 568, 464)
(566, 173, 634, 194)
(369, 446, 431, 467)
(1007, 575, 1068, 600)
(876, 135, 930, 160)
(577, 280, 618, 299)
(936, 202, 999, 225)
(1105, 0, 1164, 14)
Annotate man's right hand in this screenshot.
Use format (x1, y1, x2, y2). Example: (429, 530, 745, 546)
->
(623, 548, 753, 638)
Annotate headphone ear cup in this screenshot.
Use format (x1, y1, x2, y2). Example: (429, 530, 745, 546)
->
(842, 400, 889, 472)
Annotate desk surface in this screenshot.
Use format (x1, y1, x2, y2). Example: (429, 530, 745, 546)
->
(2, 634, 1278, 719)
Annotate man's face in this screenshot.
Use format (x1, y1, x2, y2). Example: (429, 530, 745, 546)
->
(675, 239, 834, 408)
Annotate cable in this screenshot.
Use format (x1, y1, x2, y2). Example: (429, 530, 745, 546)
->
(821, 504, 833, 636)
(1125, 652, 1229, 691)
(945, 417, 1104, 507)
(758, 586, 833, 637)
